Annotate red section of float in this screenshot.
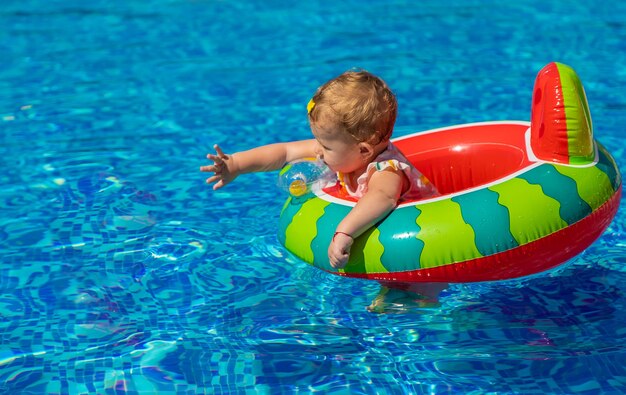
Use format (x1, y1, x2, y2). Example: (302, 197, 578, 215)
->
(530, 63, 568, 163)
(395, 122, 532, 195)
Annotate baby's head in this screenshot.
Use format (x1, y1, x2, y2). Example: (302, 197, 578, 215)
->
(307, 70, 397, 146)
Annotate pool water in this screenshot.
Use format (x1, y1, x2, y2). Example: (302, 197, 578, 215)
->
(2, 0, 626, 394)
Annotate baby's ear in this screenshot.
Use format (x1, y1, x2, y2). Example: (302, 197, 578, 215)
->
(358, 142, 375, 158)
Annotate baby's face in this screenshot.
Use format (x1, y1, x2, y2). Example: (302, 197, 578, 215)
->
(310, 122, 365, 174)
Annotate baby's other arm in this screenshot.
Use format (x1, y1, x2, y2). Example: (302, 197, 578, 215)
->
(201, 140, 317, 190)
(328, 169, 405, 268)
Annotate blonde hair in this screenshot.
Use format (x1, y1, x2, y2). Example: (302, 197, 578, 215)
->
(308, 70, 397, 144)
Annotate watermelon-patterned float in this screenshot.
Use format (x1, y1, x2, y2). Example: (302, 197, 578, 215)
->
(278, 62, 622, 283)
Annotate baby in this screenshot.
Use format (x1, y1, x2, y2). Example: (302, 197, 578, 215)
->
(201, 70, 438, 269)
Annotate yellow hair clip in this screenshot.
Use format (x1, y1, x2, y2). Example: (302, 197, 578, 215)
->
(307, 99, 315, 114)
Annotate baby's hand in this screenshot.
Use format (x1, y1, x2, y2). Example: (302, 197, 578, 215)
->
(200, 144, 237, 190)
(328, 232, 354, 269)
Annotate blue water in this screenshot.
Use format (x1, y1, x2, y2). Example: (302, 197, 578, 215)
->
(1, 0, 626, 393)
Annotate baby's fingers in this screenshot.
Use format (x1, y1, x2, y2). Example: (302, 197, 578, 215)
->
(213, 179, 225, 190)
(206, 153, 220, 163)
(205, 174, 220, 184)
(328, 245, 348, 269)
(207, 152, 227, 169)
(329, 255, 347, 269)
(205, 175, 227, 190)
(214, 144, 227, 159)
(201, 164, 222, 172)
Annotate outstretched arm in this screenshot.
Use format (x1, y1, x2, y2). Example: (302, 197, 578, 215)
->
(328, 169, 405, 268)
(200, 139, 318, 190)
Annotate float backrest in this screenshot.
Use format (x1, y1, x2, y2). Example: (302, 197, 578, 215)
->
(530, 62, 594, 165)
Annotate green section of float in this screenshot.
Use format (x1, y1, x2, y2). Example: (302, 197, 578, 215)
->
(278, 163, 292, 177)
(554, 165, 614, 211)
(556, 63, 594, 164)
(518, 164, 592, 225)
(343, 227, 387, 274)
(362, 229, 387, 273)
(415, 199, 481, 269)
(489, 178, 567, 245)
(283, 197, 330, 264)
(597, 143, 621, 190)
(280, 196, 291, 217)
(452, 188, 518, 256)
(377, 205, 425, 272)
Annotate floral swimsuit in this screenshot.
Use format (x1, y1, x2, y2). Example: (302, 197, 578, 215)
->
(338, 143, 439, 200)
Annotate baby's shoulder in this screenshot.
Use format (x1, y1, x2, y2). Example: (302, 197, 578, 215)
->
(368, 143, 413, 173)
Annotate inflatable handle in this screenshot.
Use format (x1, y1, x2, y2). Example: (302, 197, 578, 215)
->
(530, 62, 594, 165)
(278, 158, 334, 197)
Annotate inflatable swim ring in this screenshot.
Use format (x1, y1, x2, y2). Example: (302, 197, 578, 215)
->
(278, 62, 622, 283)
